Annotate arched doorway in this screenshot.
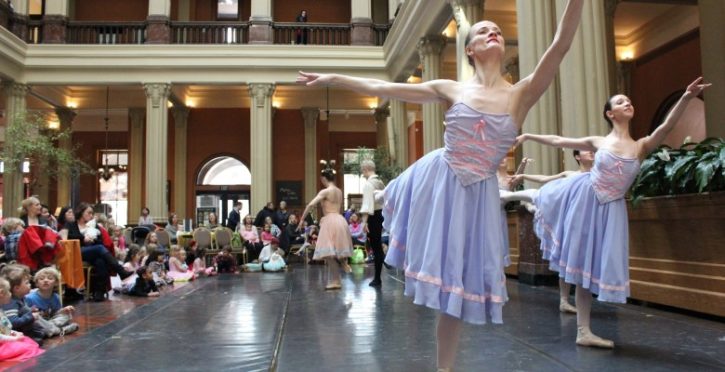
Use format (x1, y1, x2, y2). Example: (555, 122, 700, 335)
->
(195, 156, 251, 227)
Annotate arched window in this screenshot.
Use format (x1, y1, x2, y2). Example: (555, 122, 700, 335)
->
(196, 156, 251, 185)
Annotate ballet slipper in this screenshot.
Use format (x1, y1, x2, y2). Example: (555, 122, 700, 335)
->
(437, 368, 452, 372)
(325, 283, 342, 290)
(559, 300, 577, 314)
(576, 326, 614, 348)
(341, 261, 352, 273)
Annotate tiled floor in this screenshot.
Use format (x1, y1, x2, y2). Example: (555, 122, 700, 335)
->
(6, 264, 725, 371)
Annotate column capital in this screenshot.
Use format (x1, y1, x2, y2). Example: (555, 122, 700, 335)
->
(2, 81, 29, 98)
(417, 35, 447, 59)
(301, 107, 319, 127)
(248, 83, 276, 107)
(143, 83, 171, 108)
(171, 106, 190, 126)
(55, 107, 76, 128)
(374, 107, 390, 124)
(449, 0, 483, 26)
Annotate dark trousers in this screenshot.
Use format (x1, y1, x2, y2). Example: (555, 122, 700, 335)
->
(81, 244, 123, 293)
(244, 241, 264, 262)
(368, 210, 384, 281)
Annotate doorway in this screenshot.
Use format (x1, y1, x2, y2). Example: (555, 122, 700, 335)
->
(195, 156, 251, 228)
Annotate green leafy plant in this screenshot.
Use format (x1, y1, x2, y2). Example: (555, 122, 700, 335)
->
(630, 137, 725, 206)
(342, 146, 403, 184)
(2, 112, 93, 186)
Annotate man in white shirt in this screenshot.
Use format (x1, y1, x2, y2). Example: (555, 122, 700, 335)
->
(360, 160, 386, 287)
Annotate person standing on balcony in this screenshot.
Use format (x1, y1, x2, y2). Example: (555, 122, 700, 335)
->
(297, 0, 584, 369)
(296, 10, 308, 45)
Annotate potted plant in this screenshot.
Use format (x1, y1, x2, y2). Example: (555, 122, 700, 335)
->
(627, 137, 724, 316)
(1, 112, 93, 217)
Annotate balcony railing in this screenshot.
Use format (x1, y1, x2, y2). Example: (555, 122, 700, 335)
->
(2, 19, 390, 46)
(170, 21, 248, 44)
(67, 21, 146, 44)
(273, 23, 351, 45)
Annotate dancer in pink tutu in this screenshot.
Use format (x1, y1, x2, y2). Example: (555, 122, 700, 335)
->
(298, 1, 584, 369)
(516, 77, 710, 348)
(298, 160, 353, 290)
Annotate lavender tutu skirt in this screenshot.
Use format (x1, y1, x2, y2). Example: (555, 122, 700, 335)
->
(534, 173, 630, 303)
(383, 149, 508, 325)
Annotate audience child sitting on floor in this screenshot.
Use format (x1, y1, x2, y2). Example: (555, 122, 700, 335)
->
(186, 241, 216, 276)
(127, 266, 160, 297)
(0, 277, 44, 361)
(116, 245, 141, 294)
(1, 218, 25, 262)
(147, 250, 173, 286)
(25, 267, 79, 338)
(167, 246, 195, 282)
(0, 264, 45, 344)
(213, 247, 237, 274)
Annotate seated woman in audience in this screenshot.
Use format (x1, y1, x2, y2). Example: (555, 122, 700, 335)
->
(61, 203, 134, 301)
(206, 213, 219, 229)
(167, 246, 195, 282)
(18, 197, 49, 228)
(56, 206, 74, 235)
(0, 277, 44, 361)
(40, 205, 58, 231)
(138, 207, 153, 226)
(240, 215, 263, 261)
(127, 266, 160, 298)
(165, 213, 179, 244)
(348, 213, 367, 246)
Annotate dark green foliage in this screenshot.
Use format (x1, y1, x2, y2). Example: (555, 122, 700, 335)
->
(630, 137, 725, 206)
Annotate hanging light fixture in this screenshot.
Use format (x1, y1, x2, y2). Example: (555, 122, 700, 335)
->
(98, 86, 115, 181)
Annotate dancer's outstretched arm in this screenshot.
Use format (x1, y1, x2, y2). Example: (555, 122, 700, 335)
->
(510, 171, 575, 186)
(639, 77, 711, 155)
(298, 190, 326, 231)
(515, 133, 602, 152)
(297, 72, 458, 104)
(515, 0, 584, 116)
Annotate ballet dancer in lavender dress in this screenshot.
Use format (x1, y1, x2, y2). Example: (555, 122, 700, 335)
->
(298, 1, 584, 369)
(516, 77, 710, 348)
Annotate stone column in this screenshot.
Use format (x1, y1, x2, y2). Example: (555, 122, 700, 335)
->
(418, 35, 447, 153)
(516, 0, 560, 184)
(388, 0, 401, 23)
(10, 0, 28, 41)
(604, 0, 622, 96)
(146, 0, 171, 44)
(699, 0, 725, 139)
(450, 0, 483, 82)
(249, 83, 275, 212)
(374, 107, 390, 159)
(248, 0, 273, 44)
(301, 107, 319, 203)
(351, 0, 373, 45)
(143, 83, 171, 223)
(55, 108, 75, 208)
(43, 0, 69, 43)
(172, 106, 189, 220)
(2, 82, 29, 218)
(128, 108, 145, 224)
(388, 99, 408, 169)
(555, 0, 610, 169)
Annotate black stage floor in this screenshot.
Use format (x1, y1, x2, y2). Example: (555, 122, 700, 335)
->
(10, 264, 725, 371)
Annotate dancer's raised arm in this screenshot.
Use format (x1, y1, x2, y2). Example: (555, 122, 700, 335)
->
(297, 190, 326, 231)
(639, 77, 711, 155)
(516, 133, 601, 151)
(516, 0, 584, 115)
(297, 71, 457, 104)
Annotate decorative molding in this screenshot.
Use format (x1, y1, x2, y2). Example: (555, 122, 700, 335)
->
(614, 5, 699, 59)
(248, 83, 275, 107)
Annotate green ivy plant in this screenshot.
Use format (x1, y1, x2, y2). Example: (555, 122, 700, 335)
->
(630, 137, 725, 206)
(2, 112, 93, 186)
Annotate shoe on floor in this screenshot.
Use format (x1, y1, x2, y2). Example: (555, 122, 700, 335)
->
(559, 301, 577, 314)
(61, 323, 80, 336)
(576, 326, 614, 348)
(368, 279, 382, 287)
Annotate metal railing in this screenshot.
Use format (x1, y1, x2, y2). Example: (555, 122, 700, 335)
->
(170, 21, 248, 44)
(372, 23, 391, 46)
(273, 22, 351, 45)
(26, 19, 42, 44)
(67, 21, 146, 44)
